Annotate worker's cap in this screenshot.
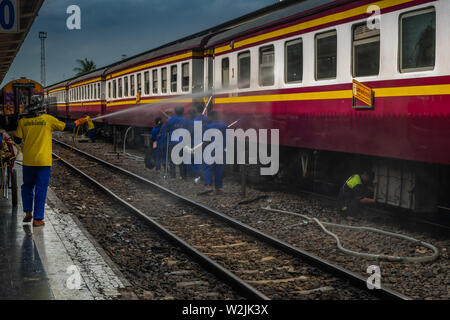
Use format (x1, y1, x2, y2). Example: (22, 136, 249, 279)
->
(175, 106, 184, 115)
(27, 95, 44, 113)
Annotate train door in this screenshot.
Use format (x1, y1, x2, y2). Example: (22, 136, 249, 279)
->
(10, 82, 34, 128)
(13, 83, 34, 116)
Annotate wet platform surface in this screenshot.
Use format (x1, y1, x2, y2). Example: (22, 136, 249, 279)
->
(0, 160, 127, 300)
(0, 201, 53, 299)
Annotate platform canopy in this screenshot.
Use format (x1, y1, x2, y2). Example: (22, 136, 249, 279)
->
(0, 0, 45, 84)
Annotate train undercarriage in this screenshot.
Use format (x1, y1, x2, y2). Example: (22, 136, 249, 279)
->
(83, 121, 449, 215)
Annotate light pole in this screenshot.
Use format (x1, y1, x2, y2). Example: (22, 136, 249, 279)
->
(39, 32, 47, 86)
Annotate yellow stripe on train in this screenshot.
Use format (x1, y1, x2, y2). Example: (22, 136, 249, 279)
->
(214, 84, 450, 104)
(215, 0, 415, 55)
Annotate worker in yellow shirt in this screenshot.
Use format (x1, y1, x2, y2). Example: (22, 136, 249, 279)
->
(13, 95, 87, 227)
(83, 113, 96, 142)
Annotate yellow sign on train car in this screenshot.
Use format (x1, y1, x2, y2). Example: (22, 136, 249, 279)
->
(352, 79, 374, 109)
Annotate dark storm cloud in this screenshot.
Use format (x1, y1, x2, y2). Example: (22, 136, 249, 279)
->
(1, 0, 276, 87)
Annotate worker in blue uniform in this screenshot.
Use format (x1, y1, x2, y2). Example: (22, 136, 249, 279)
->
(151, 117, 162, 171)
(13, 95, 87, 227)
(191, 104, 209, 182)
(337, 170, 375, 216)
(158, 111, 172, 172)
(185, 108, 197, 177)
(160, 107, 191, 179)
(199, 111, 227, 195)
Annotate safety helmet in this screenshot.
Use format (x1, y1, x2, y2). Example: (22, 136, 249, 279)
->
(27, 95, 44, 113)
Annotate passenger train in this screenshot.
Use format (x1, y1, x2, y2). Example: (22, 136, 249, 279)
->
(0, 77, 44, 130)
(45, 0, 450, 213)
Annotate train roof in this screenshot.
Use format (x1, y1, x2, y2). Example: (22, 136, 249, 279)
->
(1, 77, 43, 91)
(68, 68, 108, 86)
(104, 35, 206, 76)
(46, 0, 347, 89)
(206, 0, 352, 47)
(46, 80, 70, 91)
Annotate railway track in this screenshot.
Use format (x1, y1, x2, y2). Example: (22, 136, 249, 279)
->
(53, 139, 410, 300)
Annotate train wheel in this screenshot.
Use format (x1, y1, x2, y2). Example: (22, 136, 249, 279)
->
(11, 169, 18, 207)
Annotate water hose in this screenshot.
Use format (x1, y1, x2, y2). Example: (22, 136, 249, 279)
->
(53, 125, 81, 161)
(262, 206, 440, 263)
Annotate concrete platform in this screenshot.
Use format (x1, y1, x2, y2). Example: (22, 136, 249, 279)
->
(0, 159, 128, 300)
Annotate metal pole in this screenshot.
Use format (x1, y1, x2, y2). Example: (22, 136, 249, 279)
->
(113, 126, 117, 153)
(164, 132, 170, 179)
(241, 165, 247, 198)
(39, 32, 47, 87)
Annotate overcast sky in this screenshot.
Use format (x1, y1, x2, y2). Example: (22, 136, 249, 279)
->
(1, 0, 276, 87)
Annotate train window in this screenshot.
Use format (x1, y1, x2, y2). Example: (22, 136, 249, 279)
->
(152, 70, 158, 94)
(182, 63, 189, 92)
(108, 82, 111, 99)
(113, 80, 117, 98)
(144, 71, 150, 95)
(89, 85, 92, 99)
(171, 65, 177, 93)
(137, 73, 142, 96)
(352, 24, 380, 77)
(222, 58, 229, 89)
(124, 76, 129, 96)
(238, 51, 251, 89)
(98, 83, 101, 99)
(161, 68, 167, 93)
(259, 45, 275, 86)
(118, 78, 123, 97)
(285, 39, 303, 83)
(130, 75, 135, 96)
(315, 30, 337, 80)
(400, 7, 435, 72)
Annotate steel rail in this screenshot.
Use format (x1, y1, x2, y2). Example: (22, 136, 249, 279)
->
(52, 153, 269, 300)
(53, 139, 411, 300)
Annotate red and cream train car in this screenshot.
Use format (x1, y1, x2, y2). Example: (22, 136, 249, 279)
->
(102, 36, 207, 127)
(46, 0, 450, 212)
(207, 0, 450, 211)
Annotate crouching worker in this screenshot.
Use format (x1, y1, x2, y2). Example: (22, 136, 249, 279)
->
(198, 111, 227, 195)
(13, 95, 88, 227)
(337, 170, 375, 217)
(84, 113, 96, 143)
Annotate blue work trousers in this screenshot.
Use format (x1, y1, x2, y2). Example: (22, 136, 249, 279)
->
(87, 129, 96, 142)
(21, 166, 51, 220)
(202, 163, 224, 189)
(154, 146, 162, 170)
